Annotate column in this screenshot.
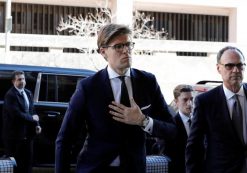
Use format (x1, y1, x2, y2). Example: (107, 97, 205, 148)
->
(110, 0, 133, 28)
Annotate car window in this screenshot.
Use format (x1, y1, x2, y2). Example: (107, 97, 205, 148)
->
(25, 72, 38, 93)
(39, 74, 83, 103)
(0, 72, 12, 100)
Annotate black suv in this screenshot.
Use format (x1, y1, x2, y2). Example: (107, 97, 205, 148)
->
(0, 64, 95, 167)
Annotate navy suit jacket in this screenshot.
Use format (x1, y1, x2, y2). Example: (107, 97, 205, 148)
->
(173, 113, 188, 173)
(186, 84, 247, 173)
(2, 87, 38, 140)
(55, 68, 176, 173)
(163, 113, 188, 173)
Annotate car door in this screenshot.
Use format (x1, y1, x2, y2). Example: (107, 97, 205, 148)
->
(32, 73, 87, 167)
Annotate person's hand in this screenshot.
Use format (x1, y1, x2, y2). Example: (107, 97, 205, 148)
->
(36, 126, 42, 134)
(109, 98, 145, 126)
(32, 114, 39, 122)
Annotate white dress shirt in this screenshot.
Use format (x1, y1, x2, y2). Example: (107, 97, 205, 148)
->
(107, 66, 153, 133)
(107, 66, 154, 166)
(15, 87, 29, 109)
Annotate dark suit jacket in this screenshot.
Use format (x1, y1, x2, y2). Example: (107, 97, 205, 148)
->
(163, 113, 188, 173)
(55, 68, 176, 173)
(186, 84, 247, 173)
(2, 87, 38, 141)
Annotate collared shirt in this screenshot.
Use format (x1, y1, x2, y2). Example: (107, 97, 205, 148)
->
(107, 66, 153, 133)
(107, 66, 154, 166)
(107, 66, 132, 103)
(223, 84, 247, 144)
(179, 110, 191, 136)
(15, 87, 29, 108)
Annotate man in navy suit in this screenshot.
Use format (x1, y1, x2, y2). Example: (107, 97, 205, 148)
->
(55, 23, 176, 173)
(163, 84, 193, 173)
(186, 46, 247, 173)
(2, 71, 41, 173)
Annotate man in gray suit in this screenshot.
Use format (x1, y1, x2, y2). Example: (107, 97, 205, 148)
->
(186, 46, 247, 173)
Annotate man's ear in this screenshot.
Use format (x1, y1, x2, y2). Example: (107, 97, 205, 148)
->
(216, 64, 221, 74)
(99, 47, 108, 61)
(174, 98, 178, 105)
(99, 47, 104, 53)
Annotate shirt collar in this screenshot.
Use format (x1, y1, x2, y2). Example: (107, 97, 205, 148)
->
(107, 66, 131, 79)
(14, 86, 24, 94)
(223, 84, 245, 100)
(179, 110, 191, 122)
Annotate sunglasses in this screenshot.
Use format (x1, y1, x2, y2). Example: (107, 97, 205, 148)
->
(219, 63, 246, 70)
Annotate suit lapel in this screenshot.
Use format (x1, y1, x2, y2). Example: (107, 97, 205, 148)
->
(243, 83, 247, 101)
(217, 86, 244, 144)
(100, 68, 115, 102)
(243, 84, 247, 145)
(130, 69, 153, 111)
(176, 114, 188, 138)
(130, 69, 142, 104)
(218, 86, 232, 123)
(13, 87, 26, 111)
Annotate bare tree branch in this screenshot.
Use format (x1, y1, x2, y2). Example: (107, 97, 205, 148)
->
(56, 0, 171, 69)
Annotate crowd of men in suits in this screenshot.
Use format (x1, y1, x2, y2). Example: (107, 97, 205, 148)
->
(162, 46, 247, 173)
(1, 23, 247, 173)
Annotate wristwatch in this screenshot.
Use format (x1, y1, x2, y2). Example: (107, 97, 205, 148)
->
(142, 115, 150, 127)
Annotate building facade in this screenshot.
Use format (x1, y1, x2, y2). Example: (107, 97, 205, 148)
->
(0, 0, 246, 102)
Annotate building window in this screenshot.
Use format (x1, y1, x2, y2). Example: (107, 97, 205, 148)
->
(141, 11, 229, 42)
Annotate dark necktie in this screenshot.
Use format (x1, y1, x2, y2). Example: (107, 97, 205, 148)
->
(188, 118, 192, 128)
(21, 91, 29, 112)
(118, 76, 131, 169)
(232, 94, 244, 143)
(119, 76, 130, 107)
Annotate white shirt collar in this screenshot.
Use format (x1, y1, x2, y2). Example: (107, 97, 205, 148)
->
(179, 110, 191, 122)
(14, 86, 24, 94)
(107, 66, 131, 79)
(223, 84, 245, 100)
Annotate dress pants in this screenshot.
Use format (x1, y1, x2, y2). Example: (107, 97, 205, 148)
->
(4, 138, 33, 173)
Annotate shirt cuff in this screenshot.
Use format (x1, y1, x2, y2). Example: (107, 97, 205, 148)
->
(143, 117, 153, 134)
